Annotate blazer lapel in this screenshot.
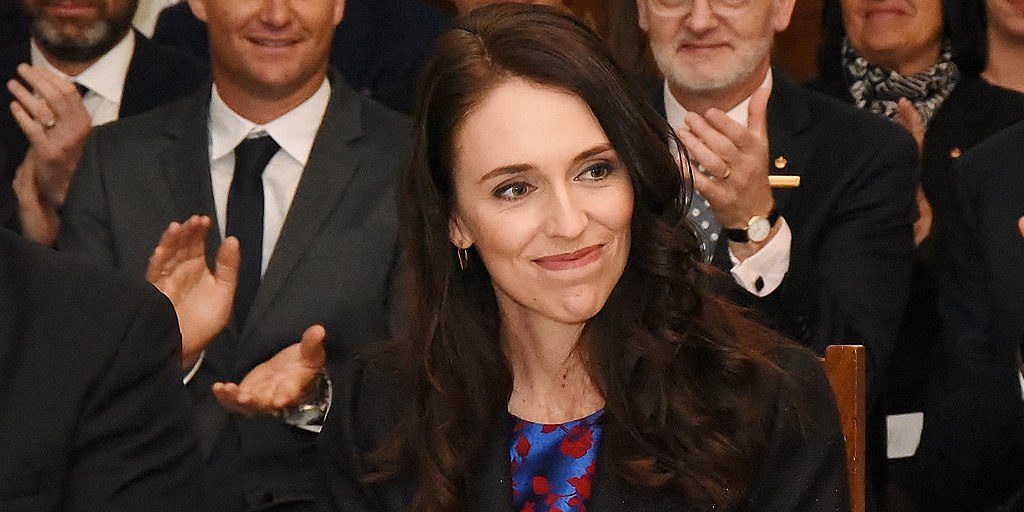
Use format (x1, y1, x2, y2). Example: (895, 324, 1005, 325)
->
(241, 75, 364, 337)
(465, 415, 515, 512)
(157, 86, 222, 262)
(588, 429, 693, 512)
(765, 70, 813, 215)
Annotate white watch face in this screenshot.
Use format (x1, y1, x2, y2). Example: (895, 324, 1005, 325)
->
(748, 217, 771, 242)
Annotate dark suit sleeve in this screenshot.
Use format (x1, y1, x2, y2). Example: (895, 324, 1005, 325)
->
(740, 348, 850, 511)
(804, 130, 917, 390)
(59, 133, 118, 267)
(65, 287, 204, 511)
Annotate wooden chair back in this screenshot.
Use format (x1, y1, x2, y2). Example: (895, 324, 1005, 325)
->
(822, 344, 867, 512)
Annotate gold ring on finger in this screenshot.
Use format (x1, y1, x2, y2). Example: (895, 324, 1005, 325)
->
(42, 118, 56, 129)
(719, 169, 732, 180)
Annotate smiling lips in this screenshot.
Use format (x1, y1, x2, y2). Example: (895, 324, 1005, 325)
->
(533, 244, 604, 271)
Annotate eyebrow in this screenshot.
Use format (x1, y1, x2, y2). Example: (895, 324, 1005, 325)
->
(476, 143, 616, 184)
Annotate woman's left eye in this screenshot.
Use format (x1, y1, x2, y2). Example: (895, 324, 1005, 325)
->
(577, 162, 615, 181)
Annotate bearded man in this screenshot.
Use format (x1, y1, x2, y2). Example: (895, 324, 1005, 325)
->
(0, 0, 206, 244)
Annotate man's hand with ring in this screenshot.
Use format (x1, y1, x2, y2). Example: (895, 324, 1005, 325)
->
(676, 87, 774, 231)
(7, 63, 91, 209)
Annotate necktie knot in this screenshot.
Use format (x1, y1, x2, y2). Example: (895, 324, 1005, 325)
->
(234, 135, 280, 180)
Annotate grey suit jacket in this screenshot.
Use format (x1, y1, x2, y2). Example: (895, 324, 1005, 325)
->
(59, 70, 412, 510)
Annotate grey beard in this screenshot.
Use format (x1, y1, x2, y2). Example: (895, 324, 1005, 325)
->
(32, 17, 129, 62)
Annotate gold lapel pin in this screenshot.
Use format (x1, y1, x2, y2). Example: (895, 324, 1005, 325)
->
(774, 156, 788, 169)
(769, 175, 801, 188)
(949, 147, 962, 159)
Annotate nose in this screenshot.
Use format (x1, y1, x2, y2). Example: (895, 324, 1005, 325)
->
(683, 0, 718, 33)
(259, 0, 291, 27)
(544, 186, 588, 241)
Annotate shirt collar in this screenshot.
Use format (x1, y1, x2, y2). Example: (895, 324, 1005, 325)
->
(664, 69, 773, 132)
(30, 30, 135, 105)
(208, 78, 331, 166)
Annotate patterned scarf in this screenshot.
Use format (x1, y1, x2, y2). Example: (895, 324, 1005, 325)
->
(842, 37, 959, 130)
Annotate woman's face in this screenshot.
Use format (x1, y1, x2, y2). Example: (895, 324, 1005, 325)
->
(448, 79, 634, 327)
(841, 0, 944, 74)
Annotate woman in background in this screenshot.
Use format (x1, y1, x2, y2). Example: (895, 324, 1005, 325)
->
(810, 3, 1024, 509)
(320, 5, 848, 512)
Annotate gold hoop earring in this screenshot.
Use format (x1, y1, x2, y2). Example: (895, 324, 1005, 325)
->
(457, 247, 469, 270)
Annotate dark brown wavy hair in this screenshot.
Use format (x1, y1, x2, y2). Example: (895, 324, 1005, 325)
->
(369, 4, 789, 511)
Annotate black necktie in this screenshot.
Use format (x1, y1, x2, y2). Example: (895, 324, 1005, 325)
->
(226, 135, 279, 327)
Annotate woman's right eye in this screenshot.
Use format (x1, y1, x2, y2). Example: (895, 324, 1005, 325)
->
(493, 182, 535, 201)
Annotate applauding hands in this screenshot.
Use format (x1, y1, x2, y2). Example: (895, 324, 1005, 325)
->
(7, 64, 91, 245)
(147, 215, 327, 416)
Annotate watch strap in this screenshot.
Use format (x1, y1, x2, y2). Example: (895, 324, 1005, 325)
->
(724, 208, 780, 243)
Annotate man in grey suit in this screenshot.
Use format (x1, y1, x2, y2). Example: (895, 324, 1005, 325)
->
(58, 0, 411, 510)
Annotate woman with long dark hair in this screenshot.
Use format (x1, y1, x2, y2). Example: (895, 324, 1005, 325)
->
(320, 5, 848, 511)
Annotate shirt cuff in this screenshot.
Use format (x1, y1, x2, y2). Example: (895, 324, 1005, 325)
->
(182, 350, 205, 385)
(728, 217, 792, 297)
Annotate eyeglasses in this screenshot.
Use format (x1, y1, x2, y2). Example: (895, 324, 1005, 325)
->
(647, 0, 752, 15)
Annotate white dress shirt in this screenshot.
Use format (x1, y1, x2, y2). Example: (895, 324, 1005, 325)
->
(664, 70, 792, 297)
(30, 30, 135, 127)
(208, 79, 331, 275)
(195, 80, 331, 431)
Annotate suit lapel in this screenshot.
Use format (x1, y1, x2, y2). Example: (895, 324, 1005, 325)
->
(242, 76, 364, 337)
(156, 87, 222, 266)
(588, 427, 693, 512)
(765, 71, 813, 215)
(465, 414, 515, 512)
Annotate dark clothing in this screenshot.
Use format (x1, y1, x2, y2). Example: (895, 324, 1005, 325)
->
(58, 72, 411, 512)
(152, 0, 451, 113)
(652, 71, 918, 512)
(916, 120, 1024, 512)
(0, 32, 208, 231)
(318, 346, 850, 511)
(0, 228, 204, 511)
(807, 76, 1024, 416)
(652, 72, 917, 393)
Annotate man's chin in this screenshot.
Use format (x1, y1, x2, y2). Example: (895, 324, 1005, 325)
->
(33, 18, 127, 62)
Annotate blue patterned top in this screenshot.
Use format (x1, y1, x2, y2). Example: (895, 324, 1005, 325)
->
(509, 409, 604, 512)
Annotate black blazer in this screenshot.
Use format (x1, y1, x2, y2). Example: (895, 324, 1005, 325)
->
(807, 76, 1024, 414)
(651, 72, 918, 394)
(0, 31, 208, 230)
(915, 121, 1024, 511)
(318, 346, 850, 511)
(152, 0, 451, 113)
(59, 71, 411, 511)
(0, 228, 204, 511)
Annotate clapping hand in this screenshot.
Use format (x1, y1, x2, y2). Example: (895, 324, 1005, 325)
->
(212, 325, 327, 416)
(146, 215, 240, 367)
(895, 98, 932, 246)
(8, 64, 92, 244)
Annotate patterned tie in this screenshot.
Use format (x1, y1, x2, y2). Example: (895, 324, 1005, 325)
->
(226, 135, 280, 327)
(688, 162, 722, 261)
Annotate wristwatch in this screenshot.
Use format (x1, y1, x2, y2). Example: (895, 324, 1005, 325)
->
(724, 208, 780, 243)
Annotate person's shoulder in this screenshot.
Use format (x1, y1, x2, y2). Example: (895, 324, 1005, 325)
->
(2, 228, 157, 308)
(957, 118, 1024, 170)
(93, 87, 206, 140)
